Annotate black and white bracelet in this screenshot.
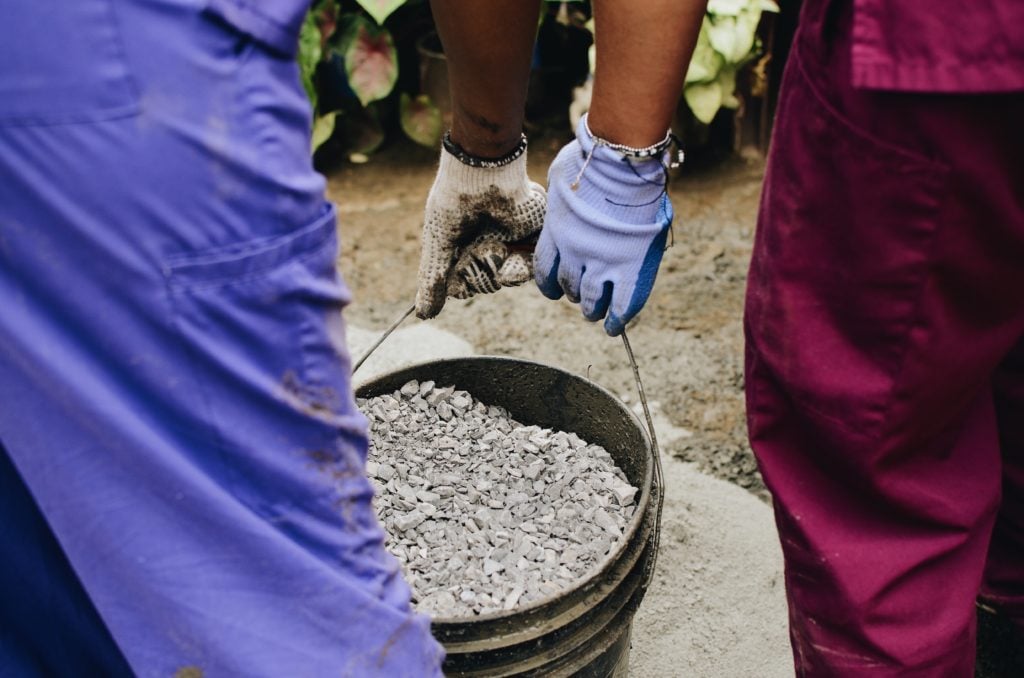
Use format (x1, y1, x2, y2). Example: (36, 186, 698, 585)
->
(583, 116, 684, 167)
(571, 115, 684, 191)
(442, 131, 528, 169)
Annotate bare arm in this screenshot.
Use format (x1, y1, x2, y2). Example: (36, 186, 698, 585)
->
(429, 0, 543, 158)
(419, 1, 705, 323)
(588, 0, 707, 147)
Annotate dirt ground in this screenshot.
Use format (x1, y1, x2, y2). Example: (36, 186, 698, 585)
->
(330, 137, 1020, 677)
(330, 135, 768, 501)
(332, 137, 791, 676)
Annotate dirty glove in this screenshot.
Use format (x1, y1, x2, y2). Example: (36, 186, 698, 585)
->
(444, 237, 538, 301)
(416, 134, 546, 319)
(534, 115, 674, 336)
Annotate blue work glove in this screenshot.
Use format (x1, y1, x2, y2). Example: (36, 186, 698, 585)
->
(534, 115, 674, 336)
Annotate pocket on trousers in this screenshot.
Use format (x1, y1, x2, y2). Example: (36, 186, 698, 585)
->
(164, 202, 353, 406)
(0, 0, 139, 126)
(163, 204, 383, 554)
(746, 48, 950, 438)
(163, 204, 363, 479)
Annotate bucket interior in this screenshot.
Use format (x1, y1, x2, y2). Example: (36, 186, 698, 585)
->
(355, 357, 655, 662)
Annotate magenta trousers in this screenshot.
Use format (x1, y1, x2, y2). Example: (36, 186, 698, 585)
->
(744, 3, 1024, 675)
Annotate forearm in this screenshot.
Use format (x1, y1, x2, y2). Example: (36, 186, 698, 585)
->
(429, 0, 542, 158)
(588, 0, 707, 147)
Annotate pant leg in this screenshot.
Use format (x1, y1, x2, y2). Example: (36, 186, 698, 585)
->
(0, 443, 133, 678)
(0, 1, 442, 675)
(984, 338, 1024, 633)
(744, 2, 1024, 675)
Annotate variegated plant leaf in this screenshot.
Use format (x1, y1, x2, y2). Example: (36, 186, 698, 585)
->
(400, 93, 442, 148)
(341, 16, 399, 107)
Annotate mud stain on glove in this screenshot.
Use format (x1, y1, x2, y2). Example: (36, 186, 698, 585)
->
(453, 186, 518, 247)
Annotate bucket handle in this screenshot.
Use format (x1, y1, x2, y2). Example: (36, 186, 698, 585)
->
(352, 302, 665, 592)
(620, 330, 665, 595)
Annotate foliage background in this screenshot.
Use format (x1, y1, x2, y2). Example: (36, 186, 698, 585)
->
(299, 0, 777, 155)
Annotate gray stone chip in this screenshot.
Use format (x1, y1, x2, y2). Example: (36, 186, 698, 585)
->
(362, 380, 638, 618)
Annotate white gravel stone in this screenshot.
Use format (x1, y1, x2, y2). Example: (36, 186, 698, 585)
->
(394, 510, 427, 532)
(362, 380, 638, 617)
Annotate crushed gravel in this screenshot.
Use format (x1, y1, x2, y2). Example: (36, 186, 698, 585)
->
(360, 380, 638, 617)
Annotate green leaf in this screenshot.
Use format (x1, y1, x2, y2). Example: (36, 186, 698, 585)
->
(298, 11, 322, 112)
(341, 16, 398, 106)
(684, 81, 724, 124)
(703, 0, 779, 67)
(706, 2, 776, 65)
(732, 9, 765, 62)
(707, 0, 748, 16)
(400, 93, 443, 147)
(311, 111, 339, 151)
(685, 19, 725, 84)
(708, 0, 779, 15)
(706, 16, 745, 63)
(353, 0, 405, 26)
(718, 67, 741, 109)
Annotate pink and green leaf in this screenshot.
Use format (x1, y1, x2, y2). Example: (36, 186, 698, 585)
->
(400, 93, 442, 148)
(341, 16, 398, 107)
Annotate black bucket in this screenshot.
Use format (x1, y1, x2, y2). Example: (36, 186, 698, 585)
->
(356, 356, 659, 677)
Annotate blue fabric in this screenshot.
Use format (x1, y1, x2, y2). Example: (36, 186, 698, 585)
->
(0, 1, 443, 676)
(607, 197, 673, 336)
(534, 115, 674, 336)
(204, 0, 310, 57)
(0, 443, 133, 678)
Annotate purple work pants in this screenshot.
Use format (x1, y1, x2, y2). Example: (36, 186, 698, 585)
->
(0, 1, 442, 674)
(745, 2, 1024, 675)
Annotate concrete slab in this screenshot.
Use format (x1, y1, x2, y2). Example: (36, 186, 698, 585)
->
(347, 322, 475, 385)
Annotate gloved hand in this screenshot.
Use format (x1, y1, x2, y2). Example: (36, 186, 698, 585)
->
(416, 135, 546, 319)
(443, 236, 536, 301)
(534, 115, 674, 336)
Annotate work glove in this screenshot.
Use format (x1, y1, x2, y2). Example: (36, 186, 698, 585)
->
(534, 115, 674, 336)
(415, 135, 546, 319)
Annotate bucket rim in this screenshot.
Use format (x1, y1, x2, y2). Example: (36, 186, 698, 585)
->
(355, 355, 655, 628)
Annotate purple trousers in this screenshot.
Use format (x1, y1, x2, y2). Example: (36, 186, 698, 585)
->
(745, 2, 1024, 675)
(0, 1, 442, 674)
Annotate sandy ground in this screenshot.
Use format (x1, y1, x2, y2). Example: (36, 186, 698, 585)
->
(628, 453, 791, 677)
(337, 137, 795, 676)
(333, 137, 1023, 677)
(332, 128, 1024, 676)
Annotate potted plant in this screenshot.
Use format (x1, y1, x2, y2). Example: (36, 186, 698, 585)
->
(568, 0, 778, 162)
(683, 0, 780, 126)
(299, 0, 444, 160)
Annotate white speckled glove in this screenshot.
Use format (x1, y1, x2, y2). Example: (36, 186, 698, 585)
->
(415, 134, 546, 319)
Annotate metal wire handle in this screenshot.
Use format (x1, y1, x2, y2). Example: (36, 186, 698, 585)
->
(352, 304, 416, 375)
(352, 302, 665, 589)
(621, 330, 665, 593)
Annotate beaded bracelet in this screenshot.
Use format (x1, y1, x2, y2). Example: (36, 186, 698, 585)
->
(442, 131, 528, 169)
(571, 114, 685, 191)
(583, 117, 677, 161)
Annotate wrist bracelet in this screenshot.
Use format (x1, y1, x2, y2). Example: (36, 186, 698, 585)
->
(571, 114, 684, 191)
(442, 131, 528, 169)
(584, 117, 676, 161)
